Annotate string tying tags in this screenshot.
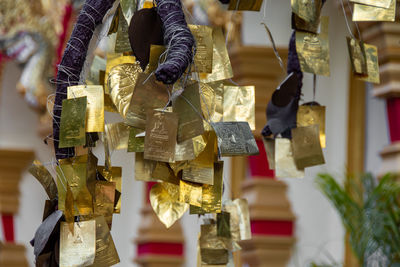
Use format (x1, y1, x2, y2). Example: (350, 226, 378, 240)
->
(339, 0, 362, 41)
(261, 22, 286, 74)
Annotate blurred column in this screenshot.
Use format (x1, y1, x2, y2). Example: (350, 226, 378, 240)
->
(134, 182, 185, 267)
(0, 149, 34, 267)
(230, 46, 296, 267)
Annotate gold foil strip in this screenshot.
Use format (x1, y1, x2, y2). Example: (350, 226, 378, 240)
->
(200, 27, 233, 83)
(175, 138, 196, 162)
(193, 135, 207, 157)
(60, 221, 96, 267)
(179, 180, 203, 207)
(28, 160, 58, 200)
(87, 216, 120, 267)
(291, 125, 325, 169)
(67, 85, 105, 133)
(115, 5, 132, 53)
(291, 0, 322, 23)
(234, 198, 252, 241)
(223, 85, 255, 130)
(189, 24, 214, 73)
(57, 155, 93, 216)
(108, 61, 142, 118)
(97, 166, 122, 214)
(297, 104, 326, 148)
(350, 0, 392, 8)
(135, 153, 158, 182)
(353, 0, 396, 22)
(296, 16, 330, 77)
(144, 110, 178, 163)
(200, 82, 217, 131)
(94, 181, 116, 226)
(128, 127, 145, 152)
(358, 43, 380, 84)
(213, 122, 259, 157)
(262, 137, 276, 170)
(150, 182, 189, 228)
(346, 37, 368, 75)
(125, 73, 171, 129)
(202, 161, 224, 213)
(275, 138, 305, 178)
(147, 45, 166, 73)
(59, 97, 87, 148)
(173, 82, 205, 142)
(228, 0, 263, 11)
(105, 53, 136, 94)
(105, 122, 130, 151)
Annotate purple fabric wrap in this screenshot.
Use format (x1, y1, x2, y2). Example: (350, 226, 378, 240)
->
(154, 0, 195, 84)
(53, 0, 115, 159)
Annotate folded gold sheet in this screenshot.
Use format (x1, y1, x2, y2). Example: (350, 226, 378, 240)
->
(353, 0, 395, 21)
(105, 53, 136, 94)
(94, 181, 116, 226)
(358, 43, 380, 84)
(346, 37, 368, 75)
(223, 85, 255, 130)
(291, 0, 322, 23)
(28, 160, 58, 200)
(179, 180, 203, 207)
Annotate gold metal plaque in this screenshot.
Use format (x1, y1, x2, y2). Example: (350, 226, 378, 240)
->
(275, 138, 305, 178)
(358, 43, 380, 84)
(346, 37, 367, 75)
(179, 180, 203, 207)
(223, 85, 255, 130)
(105, 122, 130, 151)
(189, 24, 214, 73)
(297, 104, 326, 148)
(353, 0, 396, 21)
(59, 97, 87, 148)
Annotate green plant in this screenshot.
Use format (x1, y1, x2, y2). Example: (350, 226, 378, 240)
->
(316, 173, 400, 267)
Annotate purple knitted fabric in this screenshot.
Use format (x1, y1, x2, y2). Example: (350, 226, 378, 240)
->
(53, 0, 115, 160)
(154, 0, 195, 84)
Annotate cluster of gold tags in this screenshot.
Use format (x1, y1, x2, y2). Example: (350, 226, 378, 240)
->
(28, 1, 262, 266)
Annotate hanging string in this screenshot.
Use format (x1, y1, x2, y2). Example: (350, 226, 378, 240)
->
(261, 22, 286, 73)
(345, 0, 362, 40)
(338, 0, 362, 40)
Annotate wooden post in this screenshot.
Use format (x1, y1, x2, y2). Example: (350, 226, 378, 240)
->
(230, 46, 296, 267)
(0, 149, 34, 267)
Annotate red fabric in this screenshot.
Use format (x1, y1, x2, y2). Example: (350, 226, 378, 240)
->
(1, 214, 15, 242)
(146, 182, 157, 203)
(55, 4, 73, 75)
(387, 98, 400, 142)
(251, 220, 294, 236)
(248, 139, 274, 178)
(137, 242, 184, 256)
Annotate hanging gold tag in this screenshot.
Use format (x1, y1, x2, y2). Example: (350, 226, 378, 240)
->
(105, 122, 130, 151)
(217, 212, 231, 239)
(293, 12, 321, 34)
(179, 180, 203, 207)
(296, 16, 330, 77)
(87, 216, 120, 267)
(59, 97, 87, 148)
(199, 223, 229, 265)
(358, 43, 380, 84)
(87, 55, 106, 85)
(228, 0, 263, 11)
(57, 155, 93, 216)
(182, 160, 214, 185)
(60, 220, 96, 267)
(353, 0, 396, 22)
(105, 53, 136, 94)
(201, 161, 224, 213)
(152, 162, 180, 185)
(291, 125, 325, 169)
(115, 5, 132, 53)
(234, 199, 252, 241)
(67, 85, 105, 133)
(223, 85, 255, 130)
(291, 0, 322, 23)
(28, 160, 58, 200)
(189, 24, 214, 73)
(94, 181, 116, 226)
(97, 166, 122, 214)
(275, 138, 305, 178)
(150, 182, 189, 228)
(175, 138, 196, 161)
(346, 37, 368, 75)
(223, 200, 241, 250)
(134, 153, 158, 182)
(108, 61, 142, 118)
(200, 27, 233, 83)
(262, 137, 276, 170)
(297, 104, 326, 148)
(127, 127, 145, 152)
(147, 45, 166, 73)
(173, 82, 205, 142)
(350, 0, 392, 8)
(200, 82, 217, 131)
(144, 110, 178, 163)
(125, 73, 171, 129)
(213, 122, 259, 157)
